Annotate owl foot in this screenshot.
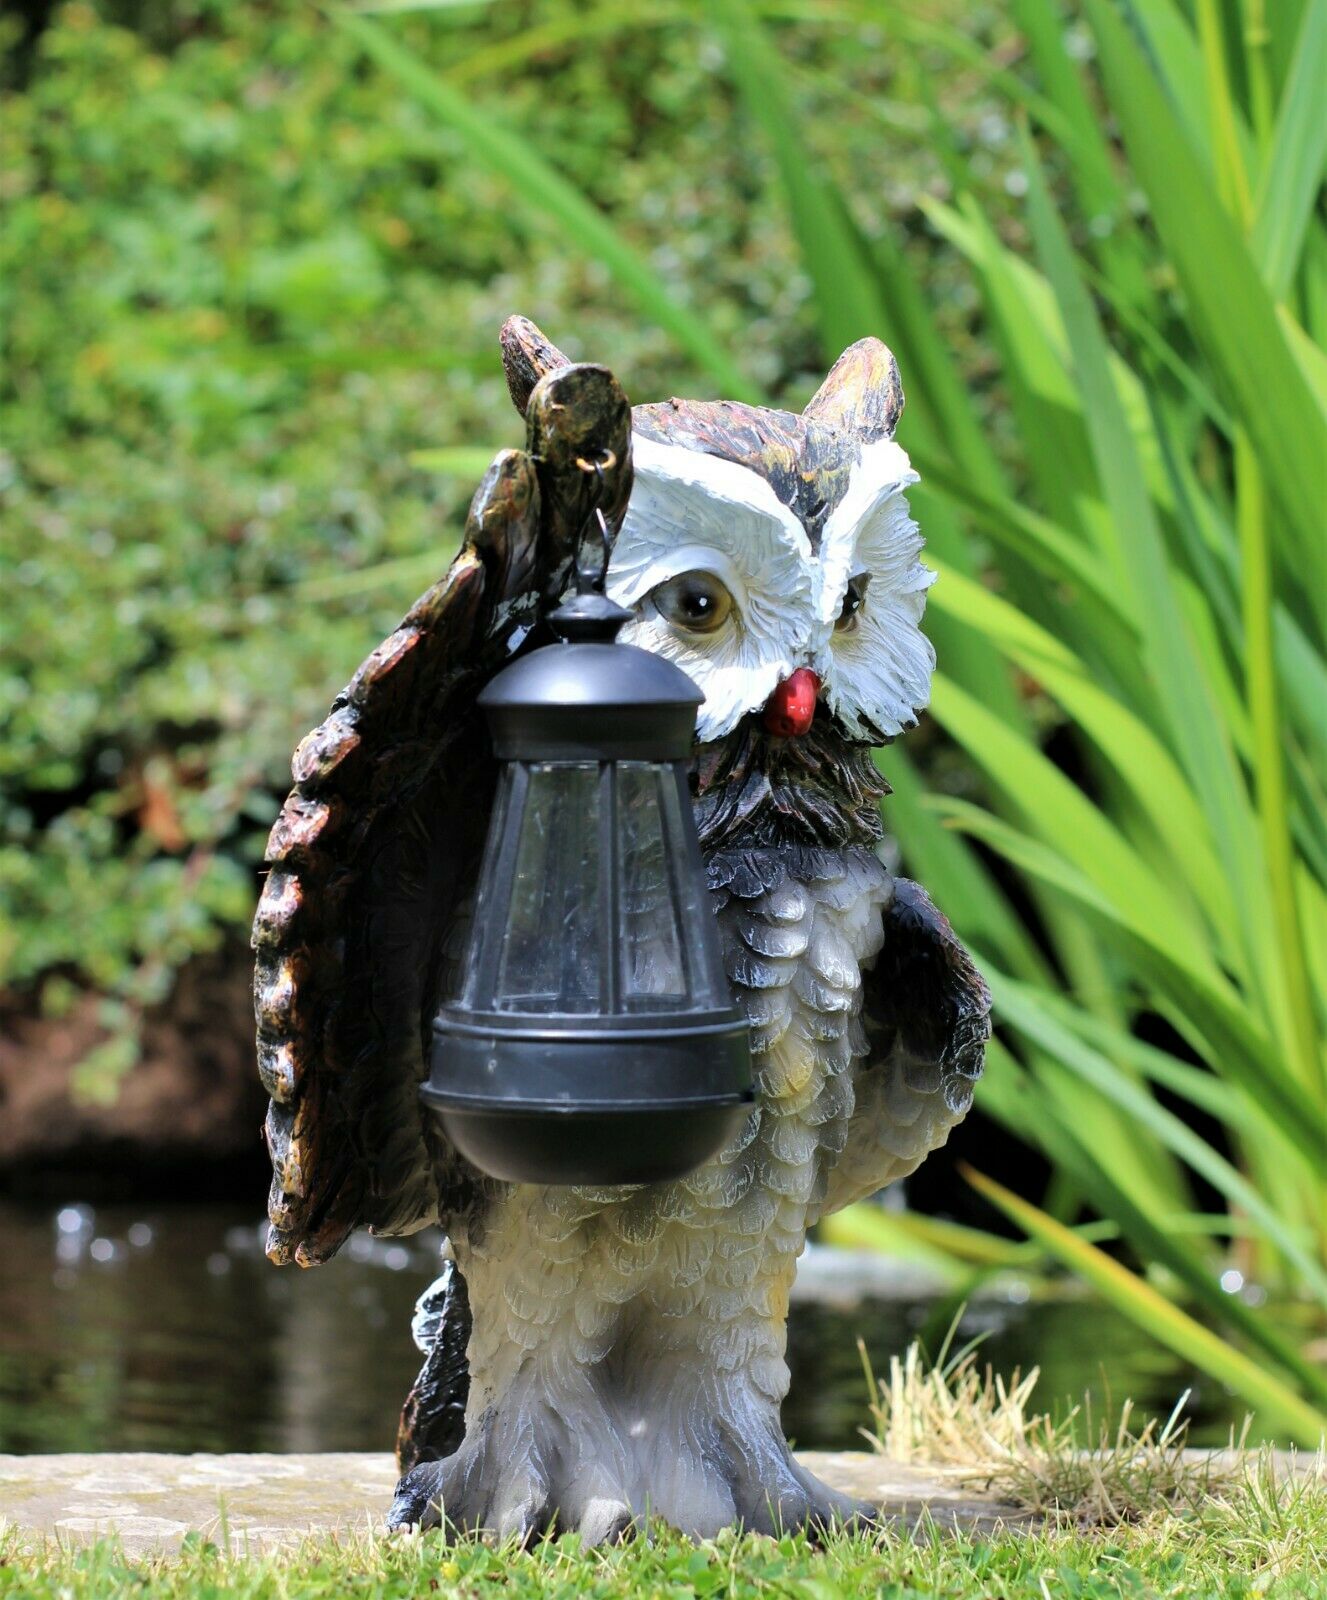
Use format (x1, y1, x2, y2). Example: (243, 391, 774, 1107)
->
(719, 1438, 877, 1539)
(386, 1452, 554, 1543)
(384, 1439, 871, 1543)
(386, 1427, 637, 1546)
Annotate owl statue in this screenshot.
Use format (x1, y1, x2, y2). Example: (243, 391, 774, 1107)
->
(252, 316, 990, 1542)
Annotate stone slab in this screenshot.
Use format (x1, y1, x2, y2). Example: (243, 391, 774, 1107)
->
(0, 1452, 1028, 1554)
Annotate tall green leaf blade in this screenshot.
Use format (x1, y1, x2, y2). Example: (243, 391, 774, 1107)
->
(1250, 0, 1327, 297)
(1031, 1102, 1327, 1405)
(922, 195, 1106, 552)
(1018, 126, 1283, 1030)
(1010, 0, 1121, 215)
(992, 972, 1327, 1305)
(929, 563, 1237, 947)
(1015, 988, 1245, 1124)
(1117, 0, 1216, 167)
(704, 0, 1024, 722)
(964, 1167, 1327, 1445)
(909, 450, 1136, 633)
(1084, 0, 1327, 585)
(706, 0, 880, 358)
(930, 678, 1215, 966)
(1195, 0, 1255, 223)
(878, 750, 1050, 983)
(935, 797, 1326, 1158)
(1236, 427, 1324, 1110)
(1009, 0, 1153, 313)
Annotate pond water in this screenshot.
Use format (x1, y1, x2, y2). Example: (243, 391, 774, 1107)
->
(0, 1201, 1266, 1457)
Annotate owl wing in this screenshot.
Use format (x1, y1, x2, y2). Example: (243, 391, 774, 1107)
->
(252, 357, 633, 1266)
(822, 877, 991, 1215)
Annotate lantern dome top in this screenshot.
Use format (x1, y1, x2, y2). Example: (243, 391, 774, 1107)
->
(480, 596, 703, 762)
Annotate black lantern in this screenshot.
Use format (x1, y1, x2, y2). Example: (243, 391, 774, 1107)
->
(422, 561, 753, 1187)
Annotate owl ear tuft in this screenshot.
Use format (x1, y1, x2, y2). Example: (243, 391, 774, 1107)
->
(803, 337, 904, 442)
(500, 315, 574, 417)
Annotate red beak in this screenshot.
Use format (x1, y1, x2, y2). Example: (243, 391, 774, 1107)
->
(763, 668, 820, 738)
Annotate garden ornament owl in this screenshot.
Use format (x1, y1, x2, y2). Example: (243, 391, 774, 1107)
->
(252, 317, 990, 1541)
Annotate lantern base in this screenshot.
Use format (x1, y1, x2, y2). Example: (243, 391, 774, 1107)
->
(427, 1097, 753, 1186)
(425, 1094, 755, 1184)
(424, 1008, 754, 1185)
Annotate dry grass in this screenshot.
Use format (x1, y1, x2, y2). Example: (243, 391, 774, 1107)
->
(858, 1335, 1325, 1535)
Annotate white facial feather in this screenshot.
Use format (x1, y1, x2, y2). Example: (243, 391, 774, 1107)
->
(607, 436, 816, 742)
(607, 431, 934, 743)
(815, 437, 935, 740)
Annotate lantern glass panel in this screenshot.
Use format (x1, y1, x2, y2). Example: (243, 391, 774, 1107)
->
(657, 765, 729, 1009)
(493, 761, 603, 1015)
(617, 763, 687, 1009)
(452, 750, 737, 1023)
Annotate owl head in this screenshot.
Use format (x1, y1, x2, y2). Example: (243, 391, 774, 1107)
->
(501, 320, 935, 749)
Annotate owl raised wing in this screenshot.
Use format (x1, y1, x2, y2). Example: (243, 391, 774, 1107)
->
(252, 342, 632, 1265)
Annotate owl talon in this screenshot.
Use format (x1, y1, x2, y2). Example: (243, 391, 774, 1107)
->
(386, 1459, 449, 1533)
(578, 1497, 636, 1547)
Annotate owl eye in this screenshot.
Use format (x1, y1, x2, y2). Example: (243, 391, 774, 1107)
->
(834, 573, 870, 633)
(649, 570, 734, 634)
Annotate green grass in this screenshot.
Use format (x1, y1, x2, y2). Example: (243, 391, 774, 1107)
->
(3, 1473, 1325, 1600)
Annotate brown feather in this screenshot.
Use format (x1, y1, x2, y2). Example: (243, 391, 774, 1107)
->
(802, 336, 904, 442)
(499, 314, 572, 416)
(633, 399, 861, 549)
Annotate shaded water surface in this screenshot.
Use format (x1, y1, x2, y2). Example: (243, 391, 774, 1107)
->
(0, 1202, 1264, 1456)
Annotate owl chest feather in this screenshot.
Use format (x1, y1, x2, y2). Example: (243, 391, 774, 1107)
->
(711, 843, 893, 1159)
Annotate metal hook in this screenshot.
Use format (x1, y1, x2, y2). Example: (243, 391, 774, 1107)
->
(575, 506, 613, 596)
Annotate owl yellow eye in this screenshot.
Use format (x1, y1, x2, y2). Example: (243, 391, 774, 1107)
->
(834, 573, 870, 633)
(650, 571, 734, 634)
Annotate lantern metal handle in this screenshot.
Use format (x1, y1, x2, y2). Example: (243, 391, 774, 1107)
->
(572, 451, 616, 598)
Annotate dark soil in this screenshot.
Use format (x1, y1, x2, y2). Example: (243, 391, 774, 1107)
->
(0, 947, 267, 1201)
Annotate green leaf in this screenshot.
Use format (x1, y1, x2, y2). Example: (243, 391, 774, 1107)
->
(928, 563, 1238, 954)
(992, 972, 1327, 1306)
(1009, 0, 1154, 313)
(921, 195, 1104, 551)
(964, 1166, 1327, 1447)
(935, 795, 1326, 1162)
(910, 451, 1132, 633)
(929, 677, 1213, 964)
(1083, 0, 1327, 587)
(878, 750, 1050, 983)
(1250, 0, 1327, 297)
(1235, 429, 1323, 1105)
(707, 0, 881, 358)
(1019, 122, 1280, 1019)
(1027, 1100, 1327, 1405)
